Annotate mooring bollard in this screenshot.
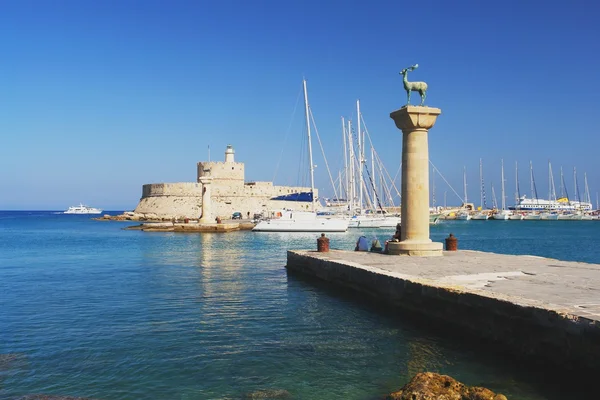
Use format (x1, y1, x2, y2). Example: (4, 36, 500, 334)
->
(445, 233, 458, 251)
(317, 233, 330, 252)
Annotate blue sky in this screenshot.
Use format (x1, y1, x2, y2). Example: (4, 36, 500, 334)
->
(1, 0, 599, 210)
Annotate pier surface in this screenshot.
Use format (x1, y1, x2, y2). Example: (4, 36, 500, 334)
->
(286, 250, 600, 374)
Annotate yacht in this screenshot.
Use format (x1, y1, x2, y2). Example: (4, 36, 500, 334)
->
(252, 209, 348, 232)
(64, 204, 102, 214)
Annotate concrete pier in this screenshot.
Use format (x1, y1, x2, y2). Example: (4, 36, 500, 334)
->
(286, 249, 600, 374)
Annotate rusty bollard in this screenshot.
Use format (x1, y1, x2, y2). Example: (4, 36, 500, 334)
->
(317, 233, 330, 252)
(445, 233, 458, 251)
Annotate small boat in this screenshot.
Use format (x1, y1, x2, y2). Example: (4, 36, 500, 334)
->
(456, 210, 471, 220)
(429, 213, 441, 225)
(63, 204, 102, 214)
(523, 213, 541, 220)
(540, 212, 559, 220)
(508, 212, 524, 220)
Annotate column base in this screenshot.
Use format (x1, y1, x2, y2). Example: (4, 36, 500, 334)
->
(387, 240, 443, 256)
(199, 218, 212, 224)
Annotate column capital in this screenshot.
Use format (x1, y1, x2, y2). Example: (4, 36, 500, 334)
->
(390, 106, 441, 132)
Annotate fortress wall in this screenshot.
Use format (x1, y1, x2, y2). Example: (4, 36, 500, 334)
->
(142, 183, 204, 198)
(134, 195, 202, 218)
(135, 182, 318, 219)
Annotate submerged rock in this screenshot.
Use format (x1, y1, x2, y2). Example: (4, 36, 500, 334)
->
(386, 372, 507, 400)
(242, 389, 292, 399)
(18, 396, 98, 400)
(0, 353, 25, 370)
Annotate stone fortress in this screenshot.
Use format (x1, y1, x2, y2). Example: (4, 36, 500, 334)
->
(133, 145, 316, 219)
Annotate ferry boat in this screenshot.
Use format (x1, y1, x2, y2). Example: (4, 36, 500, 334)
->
(63, 204, 102, 214)
(509, 195, 592, 212)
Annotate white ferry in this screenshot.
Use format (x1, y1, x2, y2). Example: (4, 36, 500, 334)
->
(509, 195, 592, 212)
(64, 204, 103, 214)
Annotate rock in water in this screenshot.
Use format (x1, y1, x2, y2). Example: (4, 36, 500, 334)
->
(386, 372, 508, 400)
(243, 389, 292, 399)
(18, 396, 98, 400)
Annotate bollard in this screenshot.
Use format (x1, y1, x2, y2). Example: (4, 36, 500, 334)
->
(184, 218, 189, 224)
(445, 233, 458, 251)
(215, 217, 222, 224)
(317, 233, 330, 252)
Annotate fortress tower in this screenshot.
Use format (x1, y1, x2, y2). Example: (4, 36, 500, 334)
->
(224, 144, 235, 163)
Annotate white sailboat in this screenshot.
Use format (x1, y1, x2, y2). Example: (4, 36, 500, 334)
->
(492, 159, 510, 220)
(253, 80, 349, 232)
(456, 166, 471, 220)
(346, 100, 395, 228)
(508, 161, 524, 220)
(472, 159, 489, 220)
(523, 161, 541, 220)
(540, 161, 559, 220)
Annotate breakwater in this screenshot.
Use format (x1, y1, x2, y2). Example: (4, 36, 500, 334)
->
(286, 249, 600, 377)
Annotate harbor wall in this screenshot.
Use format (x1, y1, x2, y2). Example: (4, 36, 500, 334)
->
(286, 250, 600, 375)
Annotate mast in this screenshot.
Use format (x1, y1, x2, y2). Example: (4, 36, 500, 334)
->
(560, 166, 570, 201)
(500, 159, 506, 210)
(530, 161, 539, 208)
(302, 79, 316, 212)
(357, 100, 363, 212)
(463, 166, 468, 206)
(347, 120, 354, 215)
(574, 167, 582, 209)
(515, 161, 521, 204)
(371, 146, 377, 210)
(584, 173, 591, 205)
(548, 161, 557, 202)
(479, 158, 484, 209)
(342, 117, 348, 205)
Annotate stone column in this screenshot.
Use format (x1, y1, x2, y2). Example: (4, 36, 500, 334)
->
(199, 176, 213, 224)
(388, 106, 443, 256)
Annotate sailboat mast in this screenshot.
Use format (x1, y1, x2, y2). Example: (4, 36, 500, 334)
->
(348, 120, 354, 215)
(515, 161, 520, 204)
(584, 173, 591, 205)
(357, 100, 363, 212)
(302, 79, 316, 212)
(500, 159, 506, 210)
(371, 146, 377, 210)
(463, 166, 468, 205)
(342, 117, 348, 205)
(479, 158, 483, 209)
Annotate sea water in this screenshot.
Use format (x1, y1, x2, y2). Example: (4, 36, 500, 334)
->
(1, 211, 598, 400)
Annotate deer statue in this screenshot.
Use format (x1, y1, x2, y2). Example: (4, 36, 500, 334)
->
(400, 64, 428, 106)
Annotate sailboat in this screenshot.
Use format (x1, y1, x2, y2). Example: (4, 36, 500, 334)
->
(346, 100, 397, 228)
(492, 159, 510, 220)
(472, 159, 489, 220)
(522, 162, 541, 220)
(253, 80, 349, 232)
(508, 161, 524, 220)
(456, 167, 472, 220)
(540, 161, 559, 220)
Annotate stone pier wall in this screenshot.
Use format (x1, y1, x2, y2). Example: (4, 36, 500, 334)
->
(286, 250, 600, 375)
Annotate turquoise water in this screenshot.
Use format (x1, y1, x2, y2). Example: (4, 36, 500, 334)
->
(1, 212, 598, 399)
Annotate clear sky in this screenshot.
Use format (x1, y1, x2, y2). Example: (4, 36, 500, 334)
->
(1, 0, 599, 210)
